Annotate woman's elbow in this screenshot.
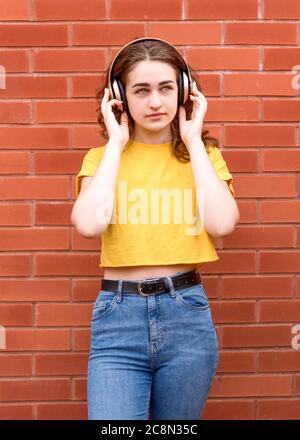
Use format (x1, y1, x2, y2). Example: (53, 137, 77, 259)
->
(217, 210, 240, 237)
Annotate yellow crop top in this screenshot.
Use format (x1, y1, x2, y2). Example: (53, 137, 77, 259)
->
(75, 140, 235, 269)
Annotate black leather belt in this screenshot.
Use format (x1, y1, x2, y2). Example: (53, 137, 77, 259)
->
(101, 269, 202, 296)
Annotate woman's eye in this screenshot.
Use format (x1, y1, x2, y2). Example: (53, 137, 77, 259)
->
(136, 86, 173, 94)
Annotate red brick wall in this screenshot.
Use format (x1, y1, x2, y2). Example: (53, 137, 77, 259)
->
(0, 0, 300, 420)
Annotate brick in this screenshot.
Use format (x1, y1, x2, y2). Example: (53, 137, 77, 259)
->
(35, 100, 97, 123)
(263, 149, 300, 171)
(297, 278, 300, 298)
(0, 177, 69, 199)
(36, 304, 92, 326)
(261, 251, 300, 273)
(264, 0, 300, 19)
(216, 148, 252, 172)
(202, 252, 256, 273)
(72, 126, 105, 147)
(222, 276, 293, 299)
(0, 228, 69, 250)
(0, 304, 32, 325)
(258, 351, 300, 372)
(0, 204, 31, 226)
(36, 353, 88, 375)
(0, 379, 70, 401)
(0, 279, 69, 301)
(221, 374, 292, 397)
(34, 151, 85, 174)
(222, 325, 293, 348)
(260, 300, 300, 322)
(111, 0, 181, 19)
(218, 351, 256, 373)
(264, 48, 300, 70)
(72, 75, 102, 97)
(37, 403, 87, 420)
(261, 200, 300, 222)
(203, 400, 255, 420)
(206, 99, 259, 122)
(35, 254, 101, 276)
(0, 152, 30, 173)
(35, 202, 72, 225)
(147, 22, 221, 44)
(6, 329, 70, 350)
(188, 47, 260, 70)
(225, 124, 296, 146)
(0, 405, 33, 420)
(0, 50, 28, 72)
(72, 279, 102, 302)
(0, 127, 69, 148)
(72, 329, 91, 351)
(235, 200, 257, 223)
(258, 399, 300, 419)
(223, 226, 294, 248)
(0, 355, 32, 376)
(74, 378, 86, 399)
(0, 76, 67, 98)
(225, 23, 296, 45)
(296, 375, 300, 395)
(224, 73, 297, 96)
(0, 0, 29, 20)
(34, 49, 107, 72)
(229, 175, 296, 198)
(264, 100, 300, 121)
(0, 24, 68, 46)
(0, 101, 30, 123)
(71, 230, 100, 251)
(187, 0, 257, 19)
(211, 301, 256, 323)
(0, 255, 30, 276)
(297, 228, 300, 248)
(199, 74, 221, 96)
(72, 23, 144, 45)
(35, 0, 105, 20)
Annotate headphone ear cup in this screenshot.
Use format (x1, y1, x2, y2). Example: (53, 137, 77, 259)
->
(178, 71, 184, 107)
(182, 71, 190, 105)
(115, 77, 128, 113)
(111, 78, 121, 101)
(111, 78, 127, 113)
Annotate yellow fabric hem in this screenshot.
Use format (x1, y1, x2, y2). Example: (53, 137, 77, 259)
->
(99, 256, 220, 269)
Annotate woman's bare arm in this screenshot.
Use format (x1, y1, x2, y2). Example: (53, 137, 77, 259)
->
(71, 140, 123, 238)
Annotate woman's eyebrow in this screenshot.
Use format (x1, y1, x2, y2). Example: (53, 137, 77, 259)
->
(132, 80, 175, 88)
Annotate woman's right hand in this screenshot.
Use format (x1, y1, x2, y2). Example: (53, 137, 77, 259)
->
(101, 87, 129, 150)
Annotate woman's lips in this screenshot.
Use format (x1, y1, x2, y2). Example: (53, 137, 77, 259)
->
(147, 114, 165, 119)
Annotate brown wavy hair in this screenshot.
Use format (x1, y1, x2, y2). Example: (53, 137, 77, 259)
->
(95, 39, 220, 162)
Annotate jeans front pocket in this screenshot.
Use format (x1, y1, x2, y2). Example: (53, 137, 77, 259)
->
(91, 291, 118, 321)
(175, 283, 210, 312)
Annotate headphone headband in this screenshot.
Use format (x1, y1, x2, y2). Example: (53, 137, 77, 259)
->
(108, 37, 192, 99)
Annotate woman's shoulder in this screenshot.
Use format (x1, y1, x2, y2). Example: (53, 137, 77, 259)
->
(84, 144, 106, 160)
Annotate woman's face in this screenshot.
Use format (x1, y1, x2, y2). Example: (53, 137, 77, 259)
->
(125, 60, 178, 140)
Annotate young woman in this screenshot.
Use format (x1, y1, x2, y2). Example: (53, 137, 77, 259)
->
(71, 38, 240, 420)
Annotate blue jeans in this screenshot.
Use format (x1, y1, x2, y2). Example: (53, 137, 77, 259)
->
(87, 271, 219, 420)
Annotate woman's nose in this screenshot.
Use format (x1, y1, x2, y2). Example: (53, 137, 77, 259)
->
(148, 91, 162, 106)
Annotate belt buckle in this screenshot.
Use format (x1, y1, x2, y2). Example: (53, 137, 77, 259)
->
(137, 277, 162, 296)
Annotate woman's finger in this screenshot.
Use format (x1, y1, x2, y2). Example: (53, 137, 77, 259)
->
(101, 88, 109, 114)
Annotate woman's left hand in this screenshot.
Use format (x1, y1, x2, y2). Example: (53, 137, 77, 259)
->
(179, 81, 208, 149)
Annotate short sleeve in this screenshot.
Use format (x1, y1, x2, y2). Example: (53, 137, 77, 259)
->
(75, 146, 105, 197)
(207, 145, 235, 198)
